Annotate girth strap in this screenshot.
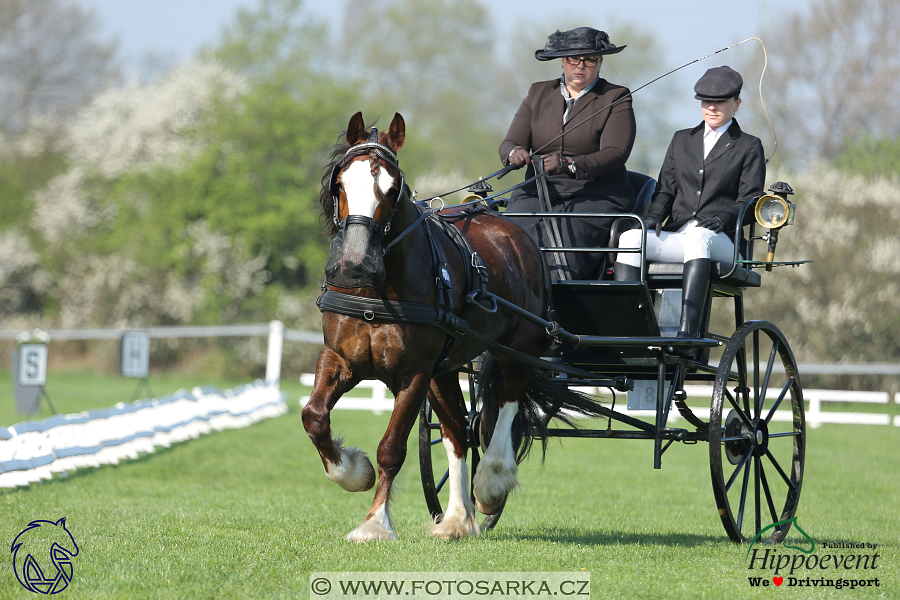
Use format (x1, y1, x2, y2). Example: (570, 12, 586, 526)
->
(317, 290, 468, 335)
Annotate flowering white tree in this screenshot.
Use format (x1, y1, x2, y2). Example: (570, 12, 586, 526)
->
(2, 61, 272, 329)
(739, 165, 900, 366)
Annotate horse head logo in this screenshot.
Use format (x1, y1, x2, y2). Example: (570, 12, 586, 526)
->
(11, 518, 79, 594)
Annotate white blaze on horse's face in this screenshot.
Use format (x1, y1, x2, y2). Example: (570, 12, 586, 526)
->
(341, 158, 396, 219)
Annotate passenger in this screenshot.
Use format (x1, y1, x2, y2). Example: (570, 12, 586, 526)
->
(614, 66, 765, 338)
(499, 27, 636, 281)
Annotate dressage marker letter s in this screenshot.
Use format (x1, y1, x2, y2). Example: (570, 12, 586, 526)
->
(11, 518, 80, 594)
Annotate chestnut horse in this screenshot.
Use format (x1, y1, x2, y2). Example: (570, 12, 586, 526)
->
(302, 112, 601, 541)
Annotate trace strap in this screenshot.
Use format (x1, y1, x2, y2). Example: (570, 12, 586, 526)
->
(316, 290, 599, 379)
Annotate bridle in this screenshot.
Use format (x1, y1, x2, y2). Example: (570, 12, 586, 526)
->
(329, 128, 407, 237)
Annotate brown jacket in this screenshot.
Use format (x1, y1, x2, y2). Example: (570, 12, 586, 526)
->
(499, 77, 636, 204)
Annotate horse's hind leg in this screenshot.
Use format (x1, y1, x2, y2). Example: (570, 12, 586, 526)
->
(426, 372, 479, 540)
(346, 371, 430, 542)
(302, 349, 375, 492)
(473, 359, 530, 515)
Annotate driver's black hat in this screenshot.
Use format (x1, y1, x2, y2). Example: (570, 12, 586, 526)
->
(535, 27, 625, 61)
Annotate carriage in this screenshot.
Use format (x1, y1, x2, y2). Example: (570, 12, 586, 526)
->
(419, 171, 808, 544)
(305, 112, 808, 544)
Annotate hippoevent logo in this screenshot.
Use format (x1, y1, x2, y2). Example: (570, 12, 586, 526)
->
(11, 518, 79, 594)
(745, 518, 881, 590)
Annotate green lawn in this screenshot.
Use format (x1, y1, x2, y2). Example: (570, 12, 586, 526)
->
(0, 373, 897, 599)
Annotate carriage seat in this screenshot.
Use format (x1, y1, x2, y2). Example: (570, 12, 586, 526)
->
(646, 260, 761, 287)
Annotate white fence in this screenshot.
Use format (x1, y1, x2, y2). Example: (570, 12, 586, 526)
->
(0, 381, 286, 488)
(299, 376, 900, 428)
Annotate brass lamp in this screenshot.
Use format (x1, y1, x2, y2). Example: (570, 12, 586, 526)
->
(754, 182, 796, 270)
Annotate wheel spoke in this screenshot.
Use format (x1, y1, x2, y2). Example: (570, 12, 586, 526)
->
(752, 330, 760, 418)
(435, 469, 449, 494)
(736, 455, 752, 531)
(765, 449, 797, 492)
(759, 340, 780, 417)
(764, 378, 795, 424)
(430, 437, 442, 446)
(755, 455, 761, 533)
(724, 387, 754, 429)
(759, 462, 780, 524)
(736, 345, 751, 417)
(725, 446, 754, 492)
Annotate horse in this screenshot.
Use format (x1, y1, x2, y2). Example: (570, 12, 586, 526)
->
(302, 111, 604, 541)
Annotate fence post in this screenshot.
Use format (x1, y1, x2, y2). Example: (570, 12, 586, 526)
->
(266, 320, 284, 386)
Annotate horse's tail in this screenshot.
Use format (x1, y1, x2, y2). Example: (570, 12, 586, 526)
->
(477, 354, 609, 463)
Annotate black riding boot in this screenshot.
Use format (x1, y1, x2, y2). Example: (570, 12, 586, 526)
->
(677, 258, 711, 338)
(613, 262, 641, 281)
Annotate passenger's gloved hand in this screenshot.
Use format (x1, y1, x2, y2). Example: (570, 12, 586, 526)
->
(697, 215, 725, 233)
(508, 146, 531, 168)
(644, 216, 662, 236)
(541, 154, 569, 176)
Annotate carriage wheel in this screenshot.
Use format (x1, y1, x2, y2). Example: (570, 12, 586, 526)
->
(418, 383, 508, 531)
(709, 320, 805, 543)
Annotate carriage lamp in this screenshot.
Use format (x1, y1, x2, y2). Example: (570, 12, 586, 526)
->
(754, 182, 796, 270)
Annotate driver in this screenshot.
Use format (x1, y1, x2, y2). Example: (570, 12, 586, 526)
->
(499, 27, 636, 281)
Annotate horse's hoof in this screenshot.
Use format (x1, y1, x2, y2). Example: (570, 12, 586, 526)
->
(430, 513, 480, 540)
(346, 524, 398, 542)
(326, 447, 376, 492)
(475, 497, 503, 516)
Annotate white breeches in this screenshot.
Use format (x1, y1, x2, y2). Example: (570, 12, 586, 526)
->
(616, 220, 734, 267)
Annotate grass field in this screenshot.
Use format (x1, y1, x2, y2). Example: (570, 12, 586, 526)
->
(0, 372, 897, 599)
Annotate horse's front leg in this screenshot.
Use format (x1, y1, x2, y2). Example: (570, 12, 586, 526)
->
(346, 371, 430, 542)
(473, 360, 531, 515)
(301, 348, 375, 492)
(427, 371, 479, 540)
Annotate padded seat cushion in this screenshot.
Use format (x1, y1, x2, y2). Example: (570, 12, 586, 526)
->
(647, 261, 761, 287)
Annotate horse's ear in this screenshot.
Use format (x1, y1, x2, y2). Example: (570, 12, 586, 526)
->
(346, 112, 366, 146)
(387, 113, 405, 152)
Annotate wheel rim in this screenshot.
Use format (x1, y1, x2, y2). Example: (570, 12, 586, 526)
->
(418, 391, 507, 531)
(709, 321, 805, 543)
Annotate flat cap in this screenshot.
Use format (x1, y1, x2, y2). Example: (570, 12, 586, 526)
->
(535, 27, 625, 61)
(694, 66, 743, 101)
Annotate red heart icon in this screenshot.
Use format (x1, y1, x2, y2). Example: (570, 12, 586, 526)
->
(773, 577, 783, 586)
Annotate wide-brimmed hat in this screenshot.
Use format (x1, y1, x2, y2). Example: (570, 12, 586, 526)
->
(534, 27, 625, 61)
(694, 66, 743, 101)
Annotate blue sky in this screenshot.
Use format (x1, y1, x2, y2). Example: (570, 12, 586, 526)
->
(76, 0, 815, 139)
(79, 0, 815, 75)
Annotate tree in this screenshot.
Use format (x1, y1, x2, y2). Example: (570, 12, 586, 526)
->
(335, 0, 503, 191)
(0, 0, 118, 135)
(747, 0, 900, 165)
(835, 135, 900, 180)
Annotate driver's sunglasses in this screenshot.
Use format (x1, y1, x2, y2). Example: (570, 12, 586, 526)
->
(563, 56, 600, 67)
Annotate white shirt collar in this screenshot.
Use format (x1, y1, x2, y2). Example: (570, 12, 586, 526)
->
(703, 119, 733, 159)
(560, 75, 599, 124)
(704, 119, 733, 137)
